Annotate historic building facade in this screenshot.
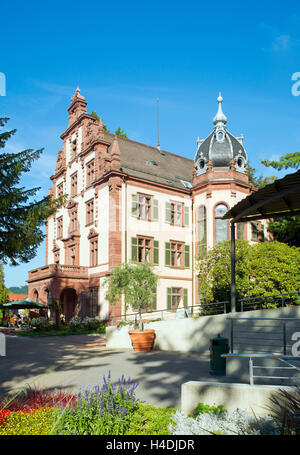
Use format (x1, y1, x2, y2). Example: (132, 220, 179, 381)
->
(27, 89, 269, 321)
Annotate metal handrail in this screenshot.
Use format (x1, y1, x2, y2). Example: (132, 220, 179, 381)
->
(107, 291, 300, 326)
(222, 353, 300, 385)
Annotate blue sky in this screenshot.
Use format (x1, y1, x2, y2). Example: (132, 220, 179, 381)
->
(1, 0, 300, 288)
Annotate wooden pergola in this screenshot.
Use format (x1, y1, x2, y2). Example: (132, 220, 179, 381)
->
(223, 169, 300, 312)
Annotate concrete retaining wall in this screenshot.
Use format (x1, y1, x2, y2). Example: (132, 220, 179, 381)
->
(181, 381, 294, 416)
(106, 306, 300, 354)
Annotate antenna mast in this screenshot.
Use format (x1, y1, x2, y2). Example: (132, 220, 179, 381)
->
(156, 98, 160, 150)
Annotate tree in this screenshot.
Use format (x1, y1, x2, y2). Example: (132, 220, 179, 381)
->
(0, 263, 9, 305)
(90, 111, 110, 132)
(0, 118, 65, 265)
(115, 127, 127, 139)
(48, 299, 63, 329)
(260, 151, 300, 246)
(8, 285, 28, 294)
(247, 162, 277, 188)
(104, 262, 158, 330)
(196, 240, 300, 304)
(261, 152, 300, 170)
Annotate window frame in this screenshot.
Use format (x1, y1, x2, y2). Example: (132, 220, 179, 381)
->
(86, 198, 94, 226)
(57, 216, 63, 239)
(70, 172, 78, 197)
(86, 159, 95, 187)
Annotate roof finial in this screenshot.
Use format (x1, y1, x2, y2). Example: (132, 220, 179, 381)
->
(213, 92, 227, 126)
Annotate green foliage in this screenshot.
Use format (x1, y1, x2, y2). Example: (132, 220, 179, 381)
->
(267, 216, 300, 247)
(8, 285, 28, 294)
(0, 118, 66, 265)
(115, 127, 128, 138)
(125, 403, 177, 435)
(261, 152, 300, 171)
(193, 402, 227, 417)
(247, 163, 277, 189)
(16, 322, 106, 337)
(196, 240, 300, 303)
(0, 263, 9, 305)
(258, 151, 300, 246)
(105, 262, 158, 328)
(52, 373, 139, 435)
(267, 386, 300, 435)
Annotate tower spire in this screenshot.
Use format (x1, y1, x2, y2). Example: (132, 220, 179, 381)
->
(213, 92, 227, 126)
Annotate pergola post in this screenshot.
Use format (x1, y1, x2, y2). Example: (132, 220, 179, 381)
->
(230, 222, 236, 313)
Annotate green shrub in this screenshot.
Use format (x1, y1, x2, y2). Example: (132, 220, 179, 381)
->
(196, 240, 300, 303)
(52, 373, 139, 435)
(193, 402, 227, 417)
(125, 403, 177, 435)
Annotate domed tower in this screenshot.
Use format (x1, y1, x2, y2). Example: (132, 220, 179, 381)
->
(192, 93, 253, 260)
(194, 93, 248, 176)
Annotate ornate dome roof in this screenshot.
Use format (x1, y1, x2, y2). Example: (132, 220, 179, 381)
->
(195, 93, 248, 175)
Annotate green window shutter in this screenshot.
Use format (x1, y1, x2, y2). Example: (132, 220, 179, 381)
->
(183, 288, 188, 308)
(151, 287, 157, 311)
(165, 242, 171, 266)
(152, 199, 159, 221)
(153, 240, 159, 265)
(184, 206, 189, 227)
(167, 288, 172, 310)
(131, 237, 138, 261)
(184, 244, 190, 268)
(165, 201, 171, 224)
(131, 194, 138, 217)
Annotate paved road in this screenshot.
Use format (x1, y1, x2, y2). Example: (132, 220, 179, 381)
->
(0, 334, 240, 408)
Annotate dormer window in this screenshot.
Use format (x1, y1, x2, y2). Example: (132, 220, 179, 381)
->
(217, 131, 224, 141)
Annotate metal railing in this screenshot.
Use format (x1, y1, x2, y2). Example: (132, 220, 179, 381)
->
(239, 292, 300, 312)
(107, 291, 300, 326)
(222, 353, 300, 386)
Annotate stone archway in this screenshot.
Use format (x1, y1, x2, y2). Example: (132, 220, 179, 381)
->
(60, 288, 77, 322)
(33, 289, 39, 302)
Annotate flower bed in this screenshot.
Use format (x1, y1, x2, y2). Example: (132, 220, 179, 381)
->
(0, 376, 296, 435)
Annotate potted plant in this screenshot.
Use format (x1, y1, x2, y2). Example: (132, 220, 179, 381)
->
(105, 262, 158, 352)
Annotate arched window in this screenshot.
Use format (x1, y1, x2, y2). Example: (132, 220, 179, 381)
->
(198, 206, 207, 257)
(215, 204, 228, 244)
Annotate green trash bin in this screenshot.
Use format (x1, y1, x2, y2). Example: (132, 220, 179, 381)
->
(209, 334, 229, 376)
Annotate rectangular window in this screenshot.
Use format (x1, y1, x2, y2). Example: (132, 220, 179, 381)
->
(90, 239, 98, 267)
(86, 199, 94, 225)
(131, 237, 159, 265)
(86, 160, 95, 186)
(171, 202, 183, 226)
(171, 241, 184, 267)
(165, 241, 189, 268)
(138, 237, 152, 263)
(71, 172, 78, 197)
(70, 209, 78, 233)
(167, 287, 182, 310)
(237, 222, 244, 239)
(57, 216, 63, 239)
(54, 250, 60, 264)
(57, 182, 64, 198)
(69, 246, 76, 266)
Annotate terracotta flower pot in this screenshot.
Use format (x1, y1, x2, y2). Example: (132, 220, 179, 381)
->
(128, 329, 155, 352)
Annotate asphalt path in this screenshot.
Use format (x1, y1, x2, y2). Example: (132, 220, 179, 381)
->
(0, 334, 238, 408)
